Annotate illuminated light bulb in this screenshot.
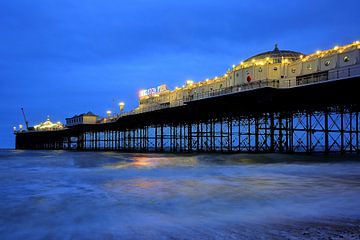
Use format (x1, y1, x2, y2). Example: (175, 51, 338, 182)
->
(240, 61, 244, 65)
(118, 102, 125, 111)
(106, 110, 112, 117)
(186, 80, 194, 86)
(316, 50, 321, 55)
(334, 46, 339, 50)
(300, 55, 304, 59)
(205, 78, 209, 82)
(232, 64, 236, 68)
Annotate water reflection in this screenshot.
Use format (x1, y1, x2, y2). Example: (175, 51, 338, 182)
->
(104, 154, 199, 169)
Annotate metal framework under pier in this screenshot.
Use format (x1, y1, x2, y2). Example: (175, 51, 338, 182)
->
(15, 106, 360, 154)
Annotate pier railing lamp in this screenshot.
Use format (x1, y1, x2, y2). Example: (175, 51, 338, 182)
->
(119, 102, 125, 112)
(106, 110, 112, 118)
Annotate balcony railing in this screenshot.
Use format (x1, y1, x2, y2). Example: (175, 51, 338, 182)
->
(185, 79, 280, 102)
(296, 64, 360, 86)
(328, 64, 360, 80)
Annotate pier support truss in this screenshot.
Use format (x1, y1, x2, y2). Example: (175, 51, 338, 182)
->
(16, 106, 360, 154)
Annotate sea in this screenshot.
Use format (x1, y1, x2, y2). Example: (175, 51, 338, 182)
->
(0, 150, 359, 239)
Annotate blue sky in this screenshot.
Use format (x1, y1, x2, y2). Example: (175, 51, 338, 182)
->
(1, 0, 360, 148)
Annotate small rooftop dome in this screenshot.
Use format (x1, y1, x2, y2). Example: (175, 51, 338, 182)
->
(244, 44, 304, 64)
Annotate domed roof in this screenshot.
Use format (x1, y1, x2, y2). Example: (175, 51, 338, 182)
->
(34, 117, 64, 130)
(244, 44, 303, 63)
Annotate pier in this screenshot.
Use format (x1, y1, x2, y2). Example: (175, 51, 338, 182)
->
(15, 64, 360, 154)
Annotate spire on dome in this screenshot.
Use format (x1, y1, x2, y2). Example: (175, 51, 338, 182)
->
(274, 43, 279, 51)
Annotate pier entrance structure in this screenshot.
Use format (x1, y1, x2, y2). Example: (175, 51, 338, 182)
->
(15, 42, 360, 153)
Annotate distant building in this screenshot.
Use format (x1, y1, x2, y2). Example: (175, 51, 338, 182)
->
(66, 112, 98, 126)
(34, 118, 64, 131)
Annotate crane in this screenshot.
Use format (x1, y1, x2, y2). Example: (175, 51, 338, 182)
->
(21, 108, 29, 130)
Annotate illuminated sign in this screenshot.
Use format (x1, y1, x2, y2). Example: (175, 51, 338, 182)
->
(139, 84, 167, 97)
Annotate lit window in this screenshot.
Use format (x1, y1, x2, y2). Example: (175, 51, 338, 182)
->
(324, 60, 331, 66)
(344, 56, 350, 62)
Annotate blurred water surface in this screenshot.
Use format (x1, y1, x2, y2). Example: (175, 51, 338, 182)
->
(0, 150, 360, 239)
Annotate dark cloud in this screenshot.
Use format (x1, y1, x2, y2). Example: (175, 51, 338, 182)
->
(1, 0, 360, 147)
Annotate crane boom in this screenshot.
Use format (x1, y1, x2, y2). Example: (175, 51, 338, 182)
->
(21, 108, 29, 130)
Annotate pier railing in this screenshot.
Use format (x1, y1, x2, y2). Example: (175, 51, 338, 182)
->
(295, 64, 360, 86)
(186, 79, 280, 102)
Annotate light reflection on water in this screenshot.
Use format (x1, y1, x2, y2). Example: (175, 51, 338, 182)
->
(0, 150, 360, 239)
(105, 155, 198, 168)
